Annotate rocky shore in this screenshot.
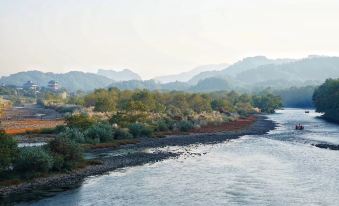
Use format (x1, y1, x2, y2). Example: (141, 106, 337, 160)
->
(0, 115, 276, 203)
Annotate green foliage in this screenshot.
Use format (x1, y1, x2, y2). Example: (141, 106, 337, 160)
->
(59, 127, 85, 143)
(128, 123, 153, 138)
(154, 120, 170, 132)
(177, 120, 194, 132)
(252, 93, 282, 113)
(0, 134, 18, 174)
(110, 112, 147, 128)
(14, 147, 53, 177)
(236, 102, 253, 116)
(65, 113, 95, 129)
(113, 128, 133, 139)
(48, 137, 83, 171)
(85, 122, 113, 143)
(313, 79, 339, 122)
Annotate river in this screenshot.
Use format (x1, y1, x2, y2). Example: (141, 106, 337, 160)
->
(18, 109, 339, 206)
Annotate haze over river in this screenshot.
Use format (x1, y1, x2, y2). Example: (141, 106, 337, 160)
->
(20, 109, 339, 206)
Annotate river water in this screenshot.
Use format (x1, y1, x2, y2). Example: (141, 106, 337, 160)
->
(19, 109, 339, 206)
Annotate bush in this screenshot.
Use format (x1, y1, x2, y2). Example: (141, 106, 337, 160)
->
(128, 123, 153, 138)
(155, 120, 169, 132)
(14, 147, 53, 177)
(0, 134, 18, 174)
(113, 128, 133, 139)
(177, 120, 193, 132)
(85, 122, 113, 143)
(65, 113, 95, 129)
(48, 137, 83, 171)
(59, 127, 85, 143)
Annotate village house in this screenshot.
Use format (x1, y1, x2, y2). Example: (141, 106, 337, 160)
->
(23, 81, 38, 90)
(48, 80, 59, 91)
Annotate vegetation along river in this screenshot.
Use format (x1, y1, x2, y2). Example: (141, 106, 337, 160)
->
(19, 109, 339, 205)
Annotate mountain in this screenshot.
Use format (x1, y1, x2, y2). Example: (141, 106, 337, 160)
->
(188, 56, 293, 85)
(109, 80, 190, 91)
(153, 63, 228, 83)
(236, 56, 339, 86)
(189, 77, 230, 92)
(108, 56, 339, 92)
(0, 70, 114, 92)
(97, 69, 142, 81)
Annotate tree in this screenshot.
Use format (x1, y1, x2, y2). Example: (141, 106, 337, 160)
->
(313, 79, 339, 122)
(92, 89, 118, 117)
(252, 93, 282, 113)
(48, 137, 83, 171)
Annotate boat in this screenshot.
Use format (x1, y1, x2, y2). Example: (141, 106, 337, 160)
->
(305, 110, 310, 113)
(295, 125, 304, 130)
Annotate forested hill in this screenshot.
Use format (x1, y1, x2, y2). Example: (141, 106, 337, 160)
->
(313, 78, 339, 122)
(0, 71, 114, 91)
(188, 56, 339, 89)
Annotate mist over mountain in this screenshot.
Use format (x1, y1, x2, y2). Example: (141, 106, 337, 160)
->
(236, 56, 339, 85)
(153, 63, 228, 83)
(0, 70, 114, 92)
(108, 56, 339, 92)
(97, 69, 142, 81)
(2, 55, 339, 93)
(188, 56, 294, 85)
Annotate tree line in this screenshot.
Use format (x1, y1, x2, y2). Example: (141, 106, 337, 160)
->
(313, 78, 339, 122)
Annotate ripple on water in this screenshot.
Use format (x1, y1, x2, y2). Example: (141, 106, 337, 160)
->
(18, 109, 339, 206)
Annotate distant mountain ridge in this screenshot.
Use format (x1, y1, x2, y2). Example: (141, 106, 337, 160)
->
(188, 56, 294, 84)
(109, 55, 339, 92)
(2, 55, 339, 92)
(153, 63, 228, 83)
(0, 70, 114, 92)
(97, 69, 142, 81)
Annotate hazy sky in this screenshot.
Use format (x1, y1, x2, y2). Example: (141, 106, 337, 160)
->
(0, 0, 339, 79)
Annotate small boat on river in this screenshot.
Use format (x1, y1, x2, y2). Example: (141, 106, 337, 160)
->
(295, 124, 304, 130)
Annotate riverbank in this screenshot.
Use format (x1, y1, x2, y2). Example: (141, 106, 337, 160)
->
(0, 115, 276, 203)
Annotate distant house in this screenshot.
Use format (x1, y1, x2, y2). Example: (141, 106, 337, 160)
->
(48, 80, 59, 91)
(23, 81, 38, 90)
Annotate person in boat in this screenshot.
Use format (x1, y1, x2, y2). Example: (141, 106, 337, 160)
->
(295, 124, 304, 130)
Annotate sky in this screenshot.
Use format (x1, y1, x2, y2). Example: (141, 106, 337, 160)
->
(0, 0, 339, 79)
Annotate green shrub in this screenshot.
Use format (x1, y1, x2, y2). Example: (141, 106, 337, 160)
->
(113, 128, 133, 139)
(128, 123, 153, 138)
(0, 134, 18, 174)
(65, 113, 95, 129)
(48, 137, 83, 171)
(85, 122, 113, 143)
(177, 120, 193, 132)
(59, 127, 85, 143)
(155, 120, 169, 132)
(54, 125, 66, 133)
(14, 147, 53, 177)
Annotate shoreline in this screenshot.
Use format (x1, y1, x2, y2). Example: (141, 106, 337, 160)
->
(0, 115, 276, 203)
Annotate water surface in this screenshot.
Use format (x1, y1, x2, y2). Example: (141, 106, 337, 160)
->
(19, 109, 339, 206)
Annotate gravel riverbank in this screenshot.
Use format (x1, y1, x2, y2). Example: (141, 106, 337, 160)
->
(0, 115, 276, 203)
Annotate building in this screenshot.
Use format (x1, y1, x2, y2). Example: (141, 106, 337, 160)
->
(23, 81, 38, 90)
(48, 80, 59, 91)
